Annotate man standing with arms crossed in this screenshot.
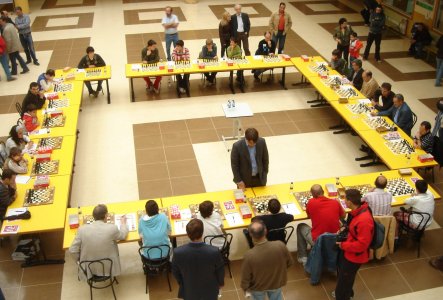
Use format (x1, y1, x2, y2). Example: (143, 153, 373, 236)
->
(269, 2, 292, 54)
(14, 7, 39, 66)
(162, 6, 179, 61)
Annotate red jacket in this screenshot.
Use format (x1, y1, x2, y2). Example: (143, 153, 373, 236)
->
(349, 39, 363, 59)
(341, 202, 374, 264)
(0, 36, 6, 55)
(22, 113, 39, 132)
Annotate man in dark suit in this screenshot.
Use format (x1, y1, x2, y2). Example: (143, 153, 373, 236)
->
(231, 128, 269, 189)
(231, 4, 251, 56)
(172, 219, 225, 300)
(347, 59, 364, 91)
(372, 93, 414, 136)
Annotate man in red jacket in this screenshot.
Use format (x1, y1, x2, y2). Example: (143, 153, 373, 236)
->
(335, 189, 374, 300)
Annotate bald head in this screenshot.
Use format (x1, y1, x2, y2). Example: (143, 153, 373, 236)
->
(375, 176, 387, 189)
(310, 184, 324, 198)
(248, 220, 267, 241)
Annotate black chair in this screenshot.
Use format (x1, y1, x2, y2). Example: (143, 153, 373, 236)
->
(15, 102, 22, 116)
(243, 229, 254, 249)
(412, 111, 418, 129)
(78, 258, 118, 300)
(204, 233, 233, 278)
(398, 208, 431, 257)
(268, 226, 294, 245)
(138, 245, 171, 293)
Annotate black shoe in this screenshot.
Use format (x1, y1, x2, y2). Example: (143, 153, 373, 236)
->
(254, 73, 260, 81)
(20, 69, 29, 74)
(25, 60, 32, 64)
(34, 61, 40, 66)
(93, 91, 99, 97)
(10, 72, 17, 76)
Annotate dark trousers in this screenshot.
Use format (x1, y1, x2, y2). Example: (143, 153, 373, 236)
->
(272, 30, 287, 54)
(361, 9, 370, 25)
(236, 32, 250, 55)
(8, 51, 29, 75)
(204, 72, 217, 83)
(19, 33, 38, 63)
(335, 251, 361, 300)
(220, 38, 230, 57)
(245, 175, 263, 188)
(364, 32, 382, 60)
(85, 80, 103, 94)
(337, 43, 349, 62)
(176, 74, 190, 89)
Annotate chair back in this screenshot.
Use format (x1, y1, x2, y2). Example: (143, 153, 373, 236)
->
(79, 258, 113, 281)
(412, 111, 418, 129)
(204, 233, 233, 257)
(267, 226, 294, 245)
(138, 244, 171, 268)
(15, 102, 22, 116)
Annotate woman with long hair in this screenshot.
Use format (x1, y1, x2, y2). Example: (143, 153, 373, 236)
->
(219, 11, 231, 58)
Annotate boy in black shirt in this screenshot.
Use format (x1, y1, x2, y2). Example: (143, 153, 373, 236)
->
(78, 46, 106, 97)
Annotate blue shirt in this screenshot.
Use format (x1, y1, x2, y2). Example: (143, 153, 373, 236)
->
(246, 140, 258, 176)
(138, 213, 171, 259)
(394, 104, 402, 123)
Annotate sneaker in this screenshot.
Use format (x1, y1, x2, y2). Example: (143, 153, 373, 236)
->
(34, 61, 40, 66)
(89, 93, 95, 98)
(179, 87, 186, 94)
(93, 90, 99, 97)
(297, 256, 307, 266)
(377, 60, 382, 63)
(154, 87, 160, 94)
(7, 77, 16, 81)
(332, 291, 353, 299)
(20, 69, 29, 74)
(254, 73, 260, 81)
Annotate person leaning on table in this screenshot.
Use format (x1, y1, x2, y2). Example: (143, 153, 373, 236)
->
(0, 169, 17, 221)
(69, 204, 128, 279)
(226, 37, 244, 82)
(231, 128, 269, 189)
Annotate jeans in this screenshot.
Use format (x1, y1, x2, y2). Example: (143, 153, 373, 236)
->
(436, 57, 443, 86)
(19, 33, 38, 63)
(272, 31, 287, 54)
(337, 43, 349, 62)
(204, 72, 217, 83)
(165, 33, 179, 61)
(0, 54, 12, 79)
(296, 223, 314, 259)
(85, 80, 103, 94)
(335, 251, 361, 300)
(364, 32, 382, 60)
(8, 51, 29, 75)
(250, 288, 282, 300)
(305, 233, 338, 285)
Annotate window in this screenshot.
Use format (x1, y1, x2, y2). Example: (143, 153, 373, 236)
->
(384, 0, 415, 16)
(434, 0, 443, 32)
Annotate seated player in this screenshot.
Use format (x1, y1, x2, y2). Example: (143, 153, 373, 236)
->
(78, 46, 106, 97)
(347, 59, 364, 91)
(37, 69, 55, 92)
(371, 93, 413, 136)
(360, 70, 379, 100)
(0, 169, 17, 220)
(226, 37, 243, 83)
(138, 200, 171, 259)
(197, 200, 225, 249)
(371, 82, 394, 111)
(362, 175, 392, 216)
(3, 147, 28, 174)
(172, 40, 190, 94)
(21, 82, 46, 116)
(22, 104, 39, 133)
(5, 125, 32, 156)
(141, 39, 162, 94)
(253, 199, 294, 243)
(252, 31, 276, 80)
(201, 39, 218, 86)
(328, 49, 346, 75)
(413, 121, 433, 153)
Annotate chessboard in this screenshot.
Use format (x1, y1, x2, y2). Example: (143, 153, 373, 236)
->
(24, 187, 55, 207)
(309, 63, 328, 73)
(263, 56, 282, 63)
(43, 115, 66, 128)
(31, 160, 59, 176)
(198, 59, 220, 67)
(137, 207, 169, 221)
(364, 117, 392, 130)
(85, 68, 104, 78)
(336, 87, 358, 98)
(247, 194, 279, 215)
(47, 99, 70, 109)
(346, 103, 371, 114)
(293, 191, 312, 210)
(386, 178, 415, 196)
(342, 184, 372, 197)
(322, 76, 343, 86)
(230, 58, 249, 64)
(140, 64, 160, 72)
(38, 137, 63, 149)
(189, 201, 225, 220)
(83, 213, 115, 224)
(54, 82, 73, 93)
(385, 139, 415, 155)
(175, 61, 192, 69)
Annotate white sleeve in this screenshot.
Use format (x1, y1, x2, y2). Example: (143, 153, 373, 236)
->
(404, 196, 418, 206)
(161, 16, 166, 25)
(39, 79, 53, 92)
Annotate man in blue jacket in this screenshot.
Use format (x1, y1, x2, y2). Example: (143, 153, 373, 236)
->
(371, 93, 414, 136)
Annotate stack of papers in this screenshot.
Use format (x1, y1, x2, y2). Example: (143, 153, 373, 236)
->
(282, 203, 301, 216)
(115, 213, 137, 232)
(174, 220, 189, 235)
(225, 212, 244, 227)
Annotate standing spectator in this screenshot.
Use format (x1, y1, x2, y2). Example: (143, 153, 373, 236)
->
(0, 35, 15, 81)
(0, 16, 29, 75)
(334, 189, 374, 300)
(347, 59, 364, 91)
(172, 39, 190, 94)
(360, 70, 379, 99)
(14, 7, 39, 65)
(37, 69, 55, 92)
(219, 12, 231, 57)
(435, 36, 443, 86)
(0, 169, 17, 220)
(69, 204, 129, 279)
(141, 39, 162, 94)
(78, 46, 106, 97)
(409, 23, 432, 59)
(413, 121, 434, 153)
(231, 4, 251, 56)
(361, 0, 379, 26)
(172, 219, 224, 300)
(241, 220, 293, 300)
(363, 6, 385, 63)
(333, 18, 353, 61)
(200, 39, 218, 86)
(269, 2, 292, 54)
(162, 6, 179, 61)
(349, 31, 363, 66)
(297, 185, 345, 265)
(362, 175, 393, 216)
(371, 82, 394, 111)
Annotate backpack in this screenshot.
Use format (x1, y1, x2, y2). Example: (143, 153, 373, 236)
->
(367, 206, 385, 250)
(0, 141, 7, 168)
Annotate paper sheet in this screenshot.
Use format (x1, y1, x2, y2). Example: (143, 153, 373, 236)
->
(174, 220, 189, 235)
(358, 99, 371, 104)
(225, 212, 244, 227)
(282, 203, 301, 216)
(180, 208, 192, 220)
(15, 176, 30, 185)
(6, 207, 28, 217)
(1, 225, 19, 234)
(131, 64, 141, 71)
(29, 129, 50, 136)
(115, 213, 137, 232)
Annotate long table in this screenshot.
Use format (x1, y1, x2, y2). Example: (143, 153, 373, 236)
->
(61, 169, 439, 248)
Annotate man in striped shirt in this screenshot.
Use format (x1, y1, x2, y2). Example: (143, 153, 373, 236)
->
(362, 175, 392, 215)
(413, 121, 434, 154)
(172, 40, 190, 94)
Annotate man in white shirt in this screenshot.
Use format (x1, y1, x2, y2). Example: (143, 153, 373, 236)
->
(362, 175, 392, 216)
(161, 6, 179, 61)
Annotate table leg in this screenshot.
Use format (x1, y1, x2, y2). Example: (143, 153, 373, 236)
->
(106, 79, 110, 104)
(176, 75, 181, 98)
(292, 74, 310, 86)
(186, 75, 190, 97)
(130, 78, 135, 102)
(279, 67, 287, 90)
(229, 71, 235, 94)
(240, 72, 245, 93)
